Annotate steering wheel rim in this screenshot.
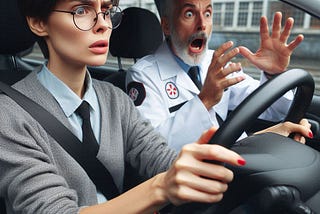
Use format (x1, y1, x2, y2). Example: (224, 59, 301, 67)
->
(173, 69, 316, 214)
(208, 69, 315, 149)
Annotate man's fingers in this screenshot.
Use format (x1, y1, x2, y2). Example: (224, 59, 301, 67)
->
(213, 41, 234, 59)
(280, 17, 294, 43)
(287, 34, 304, 51)
(211, 41, 239, 67)
(222, 75, 245, 89)
(197, 127, 218, 145)
(217, 62, 242, 78)
(238, 46, 253, 59)
(271, 12, 282, 39)
(260, 16, 269, 41)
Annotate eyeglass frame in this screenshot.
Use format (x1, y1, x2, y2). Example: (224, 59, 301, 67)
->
(52, 5, 122, 31)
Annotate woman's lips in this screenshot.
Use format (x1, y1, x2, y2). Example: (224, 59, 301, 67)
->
(89, 40, 109, 54)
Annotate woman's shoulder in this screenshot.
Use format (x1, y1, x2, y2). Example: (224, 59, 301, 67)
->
(93, 79, 132, 105)
(93, 78, 126, 95)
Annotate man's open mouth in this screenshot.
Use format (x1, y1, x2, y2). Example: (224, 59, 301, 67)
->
(189, 38, 205, 53)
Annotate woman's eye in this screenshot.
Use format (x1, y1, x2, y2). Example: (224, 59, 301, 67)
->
(74, 6, 88, 15)
(185, 11, 193, 18)
(103, 10, 111, 17)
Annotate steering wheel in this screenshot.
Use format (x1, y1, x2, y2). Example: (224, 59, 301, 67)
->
(209, 68, 314, 148)
(174, 69, 320, 214)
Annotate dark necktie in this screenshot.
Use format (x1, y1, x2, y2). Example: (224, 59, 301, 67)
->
(188, 66, 223, 125)
(76, 101, 99, 155)
(188, 66, 202, 90)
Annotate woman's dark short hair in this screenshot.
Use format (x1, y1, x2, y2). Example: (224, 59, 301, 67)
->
(17, 0, 59, 59)
(17, 0, 58, 21)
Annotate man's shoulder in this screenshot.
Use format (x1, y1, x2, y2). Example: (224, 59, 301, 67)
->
(130, 42, 171, 74)
(131, 54, 158, 72)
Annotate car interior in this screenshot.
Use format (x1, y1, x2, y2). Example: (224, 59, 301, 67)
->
(104, 6, 163, 91)
(1, 0, 320, 213)
(0, 0, 36, 85)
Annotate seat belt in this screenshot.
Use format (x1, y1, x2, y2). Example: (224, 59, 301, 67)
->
(0, 81, 120, 200)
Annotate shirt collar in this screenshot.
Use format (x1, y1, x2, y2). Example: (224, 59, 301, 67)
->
(37, 64, 98, 118)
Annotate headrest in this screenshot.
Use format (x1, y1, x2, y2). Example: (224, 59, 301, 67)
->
(109, 7, 163, 59)
(0, 0, 36, 55)
(154, 0, 163, 16)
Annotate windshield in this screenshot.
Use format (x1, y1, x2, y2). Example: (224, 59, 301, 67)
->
(25, 0, 320, 95)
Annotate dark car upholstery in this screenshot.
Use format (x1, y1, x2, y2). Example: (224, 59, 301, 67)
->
(104, 7, 163, 92)
(105, 7, 164, 190)
(0, 0, 37, 85)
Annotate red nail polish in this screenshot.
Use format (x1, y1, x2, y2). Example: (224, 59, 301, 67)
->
(309, 131, 314, 139)
(237, 159, 246, 166)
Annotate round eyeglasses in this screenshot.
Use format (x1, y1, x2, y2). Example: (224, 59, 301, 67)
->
(52, 5, 122, 31)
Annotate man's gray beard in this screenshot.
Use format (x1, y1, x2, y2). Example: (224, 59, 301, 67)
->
(170, 30, 210, 66)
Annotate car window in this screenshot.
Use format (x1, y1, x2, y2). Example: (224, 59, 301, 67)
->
(210, 0, 320, 95)
(24, 0, 320, 95)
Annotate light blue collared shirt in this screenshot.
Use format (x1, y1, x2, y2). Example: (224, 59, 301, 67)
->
(37, 65, 100, 143)
(171, 48, 202, 83)
(37, 64, 107, 203)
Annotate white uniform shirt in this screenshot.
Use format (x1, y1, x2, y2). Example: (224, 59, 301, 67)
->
(126, 42, 293, 151)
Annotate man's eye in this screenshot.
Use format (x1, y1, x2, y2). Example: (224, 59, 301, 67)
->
(205, 11, 211, 18)
(185, 11, 193, 18)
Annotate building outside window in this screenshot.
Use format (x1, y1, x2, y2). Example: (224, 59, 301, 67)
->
(212, 0, 319, 33)
(225, 3, 235, 26)
(238, 2, 249, 26)
(311, 17, 320, 29)
(251, 1, 263, 26)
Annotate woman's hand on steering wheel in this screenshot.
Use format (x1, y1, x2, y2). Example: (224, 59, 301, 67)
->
(254, 118, 313, 144)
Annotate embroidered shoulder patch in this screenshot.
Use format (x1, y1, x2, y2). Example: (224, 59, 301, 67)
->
(165, 82, 179, 99)
(127, 81, 146, 106)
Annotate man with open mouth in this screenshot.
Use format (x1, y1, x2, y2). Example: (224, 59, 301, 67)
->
(126, 0, 305, 151)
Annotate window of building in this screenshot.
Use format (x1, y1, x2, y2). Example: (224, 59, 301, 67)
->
(269, 1, 304, 27)
(225, 2, 234, 26)
(212, 0, 320, 32)
(311, 16, 320, 29)
(292, 9, 304, 27)
(213, 3, 223, 27)
(238, 2, 249, 27)
(251, 2, 263, 26)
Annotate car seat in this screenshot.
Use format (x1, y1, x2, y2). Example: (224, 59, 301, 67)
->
(0, 0, 37, 85)
(104, 7, 163, 92)
(0, 0, 37, 212)
(104, 6, 163, 191)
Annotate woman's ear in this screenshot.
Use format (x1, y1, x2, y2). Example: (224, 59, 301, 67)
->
(161, 17, 170, 37)
(26, 16, 48, 37)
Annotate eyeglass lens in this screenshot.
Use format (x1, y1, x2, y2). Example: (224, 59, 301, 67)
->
(73, 6, 122, 31)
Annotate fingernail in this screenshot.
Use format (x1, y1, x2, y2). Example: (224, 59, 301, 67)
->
(237, 159, 246, 166)
(309, 131, 314, 139)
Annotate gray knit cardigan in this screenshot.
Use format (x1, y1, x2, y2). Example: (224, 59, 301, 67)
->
(0, 67, 177, 214)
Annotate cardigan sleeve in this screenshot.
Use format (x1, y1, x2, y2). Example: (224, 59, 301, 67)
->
(0, 96, 82, 214)
(106, 85, 178, 178)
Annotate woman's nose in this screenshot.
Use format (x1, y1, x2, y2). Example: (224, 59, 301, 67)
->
(94, 12, 112, 31)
